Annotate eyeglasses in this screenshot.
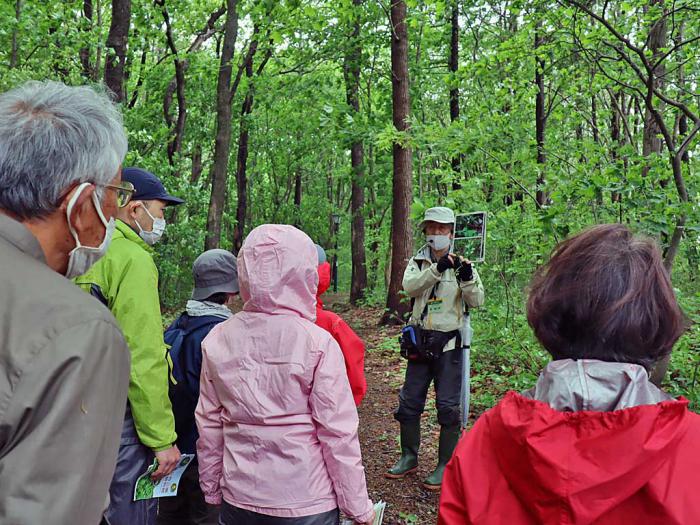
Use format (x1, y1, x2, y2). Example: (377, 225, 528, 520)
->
(99, 181, 135, 207)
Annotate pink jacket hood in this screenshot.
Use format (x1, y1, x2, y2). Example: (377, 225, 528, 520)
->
(239, 224, 318, 321)
(195, 224, 373, 522)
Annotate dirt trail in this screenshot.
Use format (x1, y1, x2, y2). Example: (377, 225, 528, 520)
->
(330, 299, 443, 525)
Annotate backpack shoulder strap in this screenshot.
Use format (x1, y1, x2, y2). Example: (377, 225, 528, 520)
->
(409, 258, 425, 314)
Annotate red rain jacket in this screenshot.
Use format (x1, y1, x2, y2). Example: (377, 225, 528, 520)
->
(439, 391, 700, 525)
(315, 262, 367, 406)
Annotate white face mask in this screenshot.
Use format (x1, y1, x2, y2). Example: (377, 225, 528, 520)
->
(426, 234, 452, 252)
(65, 182, 115, 279)
(136, 204, 166, 245)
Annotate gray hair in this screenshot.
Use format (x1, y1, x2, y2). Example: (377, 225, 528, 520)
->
(0, 80, 128, 220)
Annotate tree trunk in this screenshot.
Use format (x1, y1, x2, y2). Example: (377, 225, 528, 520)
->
(191, 145, 203, 184)
(128, 49, 148, 108)
(233, 71, 255, 252)
(610, 89, 622, 203)
(535, 24, 547, 206)
(381, 0, 413, 325)
(10, 0, 21, 69)
(232, 27, 271, 252)
(158, 0, 187, 169)
(591, 94, 599, 143)
(344, 0, 367, 305)
(162, 5, 227, 164)
(676, 21, 689, 163)
(642, 0, 667, 180)
(294, 173, 302, 208)
(449, 0, 461, 190)
(204, 0, 239, 250)
(104, 0, 131, 103)
(79, 0, 93, 78)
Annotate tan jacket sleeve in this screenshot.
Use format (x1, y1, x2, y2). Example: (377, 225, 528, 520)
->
(0, 319, 130, 525)
(459, 267, 485, 309)
(402, 257, 441, 297)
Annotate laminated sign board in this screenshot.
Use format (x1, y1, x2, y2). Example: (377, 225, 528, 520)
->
(452, 212, 487, 263)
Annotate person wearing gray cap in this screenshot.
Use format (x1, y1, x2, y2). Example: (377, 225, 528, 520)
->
(386, 206, 485, 491)
(158, 249, 239, 525)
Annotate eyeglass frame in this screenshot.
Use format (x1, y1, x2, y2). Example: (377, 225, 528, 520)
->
(97, 181, 135, 208)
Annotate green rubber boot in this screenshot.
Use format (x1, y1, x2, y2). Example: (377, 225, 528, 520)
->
(423, 424, 461, 491)
(385, 421, 421, 479)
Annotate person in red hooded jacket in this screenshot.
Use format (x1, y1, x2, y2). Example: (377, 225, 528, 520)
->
(438, 224, 700, 525)
(315, 245, 367, 406)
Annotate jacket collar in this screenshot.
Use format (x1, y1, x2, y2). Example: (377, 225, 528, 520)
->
(522, 359, 673, 412)
(414, 244, 434, 262)
(0, 213, 47, 264)
(186, 300, 232, 320)
(115, 219, 153, 253)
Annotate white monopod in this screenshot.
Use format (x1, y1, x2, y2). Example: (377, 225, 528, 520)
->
(459, 315, 473, 430)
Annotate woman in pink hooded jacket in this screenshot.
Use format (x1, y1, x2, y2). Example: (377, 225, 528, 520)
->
(196, 225, 375, 525)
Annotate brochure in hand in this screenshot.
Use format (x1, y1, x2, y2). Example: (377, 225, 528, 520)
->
(133, 454, 195, 501)
(341, 501, 387, 525)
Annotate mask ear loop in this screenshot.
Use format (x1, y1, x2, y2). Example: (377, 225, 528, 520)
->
(91, 191, 110, 228)
(65, 182, 92, 248)
(141, 203, 159, 222)
(135, 202, 158, 233)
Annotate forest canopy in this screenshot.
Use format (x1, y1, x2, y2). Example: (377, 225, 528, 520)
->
(1, 0, 697, 405)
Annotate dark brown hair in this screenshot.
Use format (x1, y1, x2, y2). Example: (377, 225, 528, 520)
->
(527, 224, 686, 369)
(204, 292, 229, 305)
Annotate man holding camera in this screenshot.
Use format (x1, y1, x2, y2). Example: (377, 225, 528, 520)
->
(386, 206, 484, 491)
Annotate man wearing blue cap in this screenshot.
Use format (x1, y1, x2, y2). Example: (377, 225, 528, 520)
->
(76, 167, 184, 525)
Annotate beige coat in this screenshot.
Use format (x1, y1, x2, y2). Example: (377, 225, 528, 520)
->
(0, 214, 130, 524)
(402, 244, 485, 350)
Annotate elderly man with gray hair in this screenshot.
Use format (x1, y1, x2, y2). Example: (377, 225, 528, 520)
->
(0, 81, 132, 524)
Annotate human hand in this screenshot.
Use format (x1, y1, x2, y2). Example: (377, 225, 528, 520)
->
(436, 254, 456, 273)
(152, 445, 181, 481)
(354, 509, 376, 525)
(456, 258, 473, 282)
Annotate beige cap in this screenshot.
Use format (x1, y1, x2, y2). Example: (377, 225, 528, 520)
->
(419, 206, 455, 231)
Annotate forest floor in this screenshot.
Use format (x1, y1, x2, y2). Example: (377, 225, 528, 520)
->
(327, 295, 456, 525)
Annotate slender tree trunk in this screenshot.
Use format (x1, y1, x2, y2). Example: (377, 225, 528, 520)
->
(676, 21, 689, 164)
(128, 49, 148, 108)
(10, 0, 21, 69)
(161, 5, 227, 162)
(610, 89, 622, 203)
(344, 0, 367, 304)
(233, 66, 255, 252)
(449, 0, 461, 190)
(232, 27, 271, 252)
(104, 0, 131, 103)
(535, 24, 547, 206)
(642, 0, 667, 180)
(158, 0, 187, 168)
(381, 0, 413, 325)
(294, 173, 302, 207)
(205, 0, 239, 250)
(79, 0, 93, 78)
(591, 94, 599, 143)
(95, 0, 103, 79)
(191, 145, 203, 184)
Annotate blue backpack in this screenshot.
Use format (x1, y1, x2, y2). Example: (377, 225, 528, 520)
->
(164, 314, 221, 387)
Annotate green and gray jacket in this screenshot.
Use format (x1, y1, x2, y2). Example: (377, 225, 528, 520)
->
(402, 244, 485, 351)
(76, 219, 176, 451)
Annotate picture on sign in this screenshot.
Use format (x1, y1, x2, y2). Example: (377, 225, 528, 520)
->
(452, 212, 486, 262)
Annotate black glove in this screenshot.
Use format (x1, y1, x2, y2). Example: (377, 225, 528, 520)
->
(436, 254, 455, 273)
(456, 260, 474, 282)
